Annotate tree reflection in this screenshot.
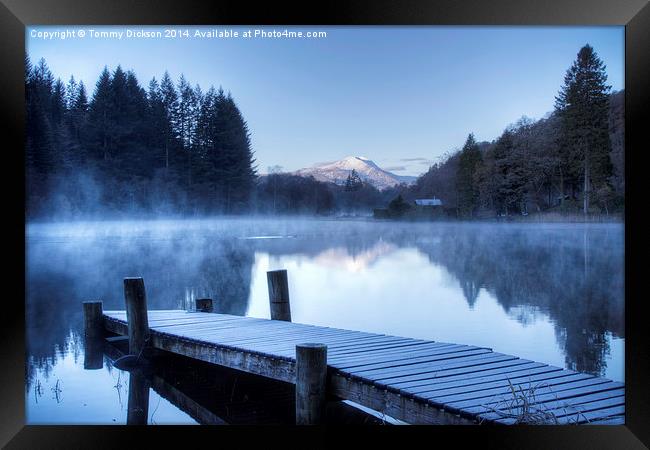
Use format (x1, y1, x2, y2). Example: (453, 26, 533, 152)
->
(411, 224, 623, 377)
(26, 220, 623, 385)
(26, 232, 255, 387)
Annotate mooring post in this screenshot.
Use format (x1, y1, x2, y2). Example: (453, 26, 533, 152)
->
(124, 277, 149, 355)
(196, 298, 213, 313)
(83, 301, 104, 338)
(267, 269, 292, 321)
(295, 343, 328, 425)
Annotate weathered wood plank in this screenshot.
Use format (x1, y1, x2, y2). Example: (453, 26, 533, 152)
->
(357, 354, 519, 382)
(197, 327, 367, 344)
(101, 311, 624, 426)
(436, 376, 611, 408)
(326, 340, 433, 357)
(464, 386, 625, 418)
(386, 358, 541, 387)
(329, 343, 472, 366)
(222, 331, 372, 348)
(149, 317, 270, 330)
(152, 320, 299, 336)
(105, 316, 297, 382)
(246, 336, 414, 356)
(329, 373, 475, 425)
(395, 362, 551, 391)
(495, 395, 626, 425)
(330, 348, 492, 372)
(423, 371, 592, 401)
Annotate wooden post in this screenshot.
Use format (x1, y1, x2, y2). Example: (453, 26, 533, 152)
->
(196, 298, 213, 313)
(267, 269, 291, 322)
(124, 277, 149, 355)
(295, 343, 328, 425)
(83, 301, 103, 338)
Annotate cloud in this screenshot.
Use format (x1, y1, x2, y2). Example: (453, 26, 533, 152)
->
(384, 165, 407, 172)
(400, 157, 429, 162)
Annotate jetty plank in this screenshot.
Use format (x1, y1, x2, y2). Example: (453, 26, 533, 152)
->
(102, 310, 624, 425)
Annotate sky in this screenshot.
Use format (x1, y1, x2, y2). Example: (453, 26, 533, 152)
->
(27, 26, 624, 176)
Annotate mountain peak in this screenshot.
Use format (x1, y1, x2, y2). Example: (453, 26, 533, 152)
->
(294, 156, 416, 190)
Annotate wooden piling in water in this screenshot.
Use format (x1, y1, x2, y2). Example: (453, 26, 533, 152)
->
(196, 298, 213, 313)
(124, 277, 149, 355)
(295, 343, 328, 425)
(83, 301, 104, 338)
(267, 269, 291, 322)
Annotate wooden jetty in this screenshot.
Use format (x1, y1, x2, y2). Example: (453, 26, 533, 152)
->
(84, 272, 625, 425)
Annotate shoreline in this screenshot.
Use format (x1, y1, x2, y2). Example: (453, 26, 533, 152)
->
(25, 212, 624, 226)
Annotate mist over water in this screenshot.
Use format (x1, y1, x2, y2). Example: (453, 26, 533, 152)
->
(25, 217, 624, 423)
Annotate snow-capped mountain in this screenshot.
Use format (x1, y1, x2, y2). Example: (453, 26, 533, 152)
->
(293, 156, 417, 190)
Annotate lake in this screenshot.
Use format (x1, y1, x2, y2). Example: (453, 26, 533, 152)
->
(25, 217, 625, 424)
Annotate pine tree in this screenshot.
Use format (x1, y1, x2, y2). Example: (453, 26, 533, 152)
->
(555, 44, 612, 214)
(200, 88, 256, 210)
(456, 133, 483, 218)
(221, 92, 256, 210)
(107, 65, 128, 164)
(88, 66, 112, 161)
(177, 74, 198, 186)
(123, 70, 150, 177)
(344, 169, 363, 191)
(147, 77, 167, 169)
(26, 58, 56, 178)
(51, 78, 66, 128)
(65, 76, 78, 110)
(68, 80, 88, 154)
(159, 71, 179, 170)
(388, 194, 411, 217)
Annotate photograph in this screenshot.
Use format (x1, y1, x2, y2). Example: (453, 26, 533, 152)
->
(23, 24, 627, 426)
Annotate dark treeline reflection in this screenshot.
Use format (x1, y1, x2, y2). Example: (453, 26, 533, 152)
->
(411, 224, 624, 376)
(26, 219, 623, 388)
(26, 228, 255, 388)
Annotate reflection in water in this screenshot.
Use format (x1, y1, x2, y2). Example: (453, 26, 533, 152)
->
(127, 370, 150, 425)
(412, 225, 623, 377)
(25, 219, 624, 423)
(311, 241, 398, 272)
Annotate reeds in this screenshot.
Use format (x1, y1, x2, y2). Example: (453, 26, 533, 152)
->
(479, 379, 589, 425)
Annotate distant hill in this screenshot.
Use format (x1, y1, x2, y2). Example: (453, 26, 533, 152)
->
(293, 156, 417, 190)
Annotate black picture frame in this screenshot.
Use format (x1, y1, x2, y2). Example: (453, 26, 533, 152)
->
(2, 0, 648, 448)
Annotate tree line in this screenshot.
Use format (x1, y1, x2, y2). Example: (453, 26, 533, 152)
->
(408, 45, 624, 218)
(26, 44, 624, 220)
(25, 57, 400, 219)
(26, 57, 256, 218)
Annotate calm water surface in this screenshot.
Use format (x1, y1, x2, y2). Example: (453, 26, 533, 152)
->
(25, 218, 625, 424)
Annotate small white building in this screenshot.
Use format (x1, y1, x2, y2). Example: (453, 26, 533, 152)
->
(414, 198, 443, 207)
